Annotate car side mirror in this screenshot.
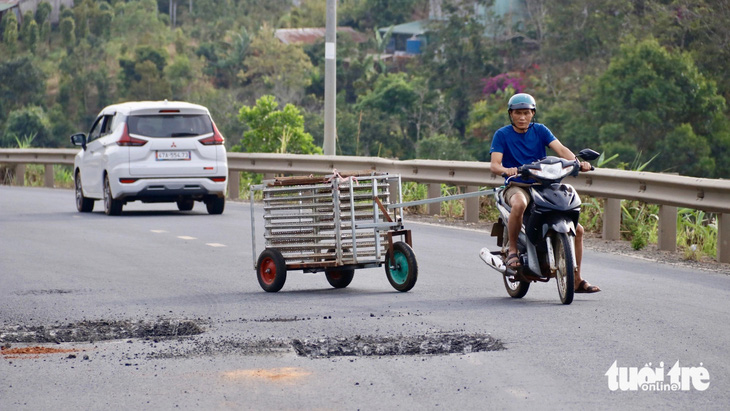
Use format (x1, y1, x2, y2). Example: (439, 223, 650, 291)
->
(70, 133, 87, 150)
(578, 148, 600, 161)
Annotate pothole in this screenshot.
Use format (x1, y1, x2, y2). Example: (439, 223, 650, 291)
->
(150, 332, 504, 359)
(0, 319, 204, 343)
(291, 333, 504, 358)
(150, 337, 291, 359)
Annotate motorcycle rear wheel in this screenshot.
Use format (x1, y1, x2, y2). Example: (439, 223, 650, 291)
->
(554, 233, 575, 305)
(503, 274, 530, 298)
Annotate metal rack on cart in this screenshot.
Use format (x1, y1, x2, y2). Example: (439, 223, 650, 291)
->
(250, 171, 417, 292)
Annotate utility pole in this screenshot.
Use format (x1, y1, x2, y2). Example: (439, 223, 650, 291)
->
(323, 0, 336, 155)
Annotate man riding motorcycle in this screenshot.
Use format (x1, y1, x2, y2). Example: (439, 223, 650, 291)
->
(489, 93, 600, 293)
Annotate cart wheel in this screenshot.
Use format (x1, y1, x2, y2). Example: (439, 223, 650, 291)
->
(325, 268, 354, 289)
(385, 241, 418, 292)
(256, 248, 287, 292)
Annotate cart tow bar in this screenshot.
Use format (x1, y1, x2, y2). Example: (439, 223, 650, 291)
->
(386, 188, 508, 275)
(386, 188, 498, 210)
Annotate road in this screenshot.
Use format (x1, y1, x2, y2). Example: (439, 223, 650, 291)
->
(1, 186, 728, 410)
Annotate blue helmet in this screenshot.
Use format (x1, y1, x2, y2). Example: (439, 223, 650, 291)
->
(508, 93, 536, 111)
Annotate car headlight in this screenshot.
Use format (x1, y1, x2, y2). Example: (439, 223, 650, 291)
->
(530, 163, 574, 180)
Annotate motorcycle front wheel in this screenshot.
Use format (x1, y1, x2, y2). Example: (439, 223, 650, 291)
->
(553, 233, 575, 305)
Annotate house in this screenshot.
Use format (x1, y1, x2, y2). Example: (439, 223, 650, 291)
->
(380, 0, 527, 54)
(0, 0, 20, 24)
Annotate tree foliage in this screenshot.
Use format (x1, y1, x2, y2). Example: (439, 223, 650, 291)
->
(235, 95, 321, 155)
(2, 106, 52, 147)
(589, 38, 725, 175)
(238, 25, 313, 105)
(0, 56, 46, 123)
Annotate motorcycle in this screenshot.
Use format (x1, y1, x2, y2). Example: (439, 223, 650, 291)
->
(480, 149, 601, 304)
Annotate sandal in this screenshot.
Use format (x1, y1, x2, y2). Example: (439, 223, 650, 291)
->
(575, 280, 601, 293)
(505, 253, 521, 268)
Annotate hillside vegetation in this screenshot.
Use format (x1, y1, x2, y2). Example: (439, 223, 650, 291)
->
(1, 0, 729, 178)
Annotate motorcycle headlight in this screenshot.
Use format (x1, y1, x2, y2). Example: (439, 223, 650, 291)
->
(530, 163, 574, 180)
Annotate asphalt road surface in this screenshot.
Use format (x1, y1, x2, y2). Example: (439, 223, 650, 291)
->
(1, 186, 728, 410)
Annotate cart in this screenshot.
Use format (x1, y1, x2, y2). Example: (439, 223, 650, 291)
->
(250, 171, 417, 292)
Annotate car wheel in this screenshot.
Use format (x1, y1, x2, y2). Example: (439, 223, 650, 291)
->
(206, 196, 225, 215)
(103, 175, 123, 216)
(75, 172, 94, 212)
(177, 199, 194, 211)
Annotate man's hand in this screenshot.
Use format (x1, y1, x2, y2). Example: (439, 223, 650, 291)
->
(504, 167, 519, 176)
(579, 161, 592, 172)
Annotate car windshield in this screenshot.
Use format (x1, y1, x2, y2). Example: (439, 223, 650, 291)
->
(127, 114, 213, 138)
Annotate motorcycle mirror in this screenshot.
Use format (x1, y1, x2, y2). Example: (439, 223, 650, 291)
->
(578, 149, 600, 161)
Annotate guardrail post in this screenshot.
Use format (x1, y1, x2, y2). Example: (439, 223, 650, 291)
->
(427, 183, 440, 215)
(719, 213, 729, 264)
(603, 198, 621, 241)
(44, 165, 54, 188)
(14, 164, 25, 186)
(465, 185, 479, 223)
(228, 170, 240, 200)
(658, 205, 677, 252)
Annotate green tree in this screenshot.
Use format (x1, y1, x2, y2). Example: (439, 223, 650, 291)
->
(60, 16, 76, 48)
(128, 60, 172, 100)
(20, 11, 34, 40)
(110, 0, 167, 45)
(416, 134, 475, 161)
(466, 88, 514, 161)
(542, 0, 636, 63)
(35, 2, 52, 26)
(234, 95, 322, 154)
(355, 73, 454, 158)
(279, 0, 327, 28)
(2, 10, 18, 52)
(644, 0, 730, 99)
(25, 18, 39, 53)
(239, 25, 313, 104)
(196, 28, 250, 88)
(662, 123, 714, 176)
(119, 45, 171, 100)
(420, 8, 501, 136)
(2, 106, 52, 148)
(0, 56, 46, 123)
(590, 38, 725, 175)
(165, 54, 193, 99)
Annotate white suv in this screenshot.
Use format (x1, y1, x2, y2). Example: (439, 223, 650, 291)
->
(70, 101, 228, 215)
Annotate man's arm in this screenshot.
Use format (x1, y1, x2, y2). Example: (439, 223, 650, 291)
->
(490, 152, 518, 176)
(548, 140, 591, 172)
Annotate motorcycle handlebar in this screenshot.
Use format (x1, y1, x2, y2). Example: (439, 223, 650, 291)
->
(500, 161, 594, 179)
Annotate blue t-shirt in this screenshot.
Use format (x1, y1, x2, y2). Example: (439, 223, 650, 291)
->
(490, 123, 556, 184)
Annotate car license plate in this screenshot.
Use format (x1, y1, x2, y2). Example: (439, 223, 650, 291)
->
(156, 151, 191, 161)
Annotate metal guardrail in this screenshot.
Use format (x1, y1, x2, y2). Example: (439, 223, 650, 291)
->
(226, 153, 730, 214)
(2, 148, 728, 263)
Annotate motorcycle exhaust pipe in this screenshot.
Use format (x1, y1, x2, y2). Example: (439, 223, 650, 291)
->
(479, 247, 507, 274)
